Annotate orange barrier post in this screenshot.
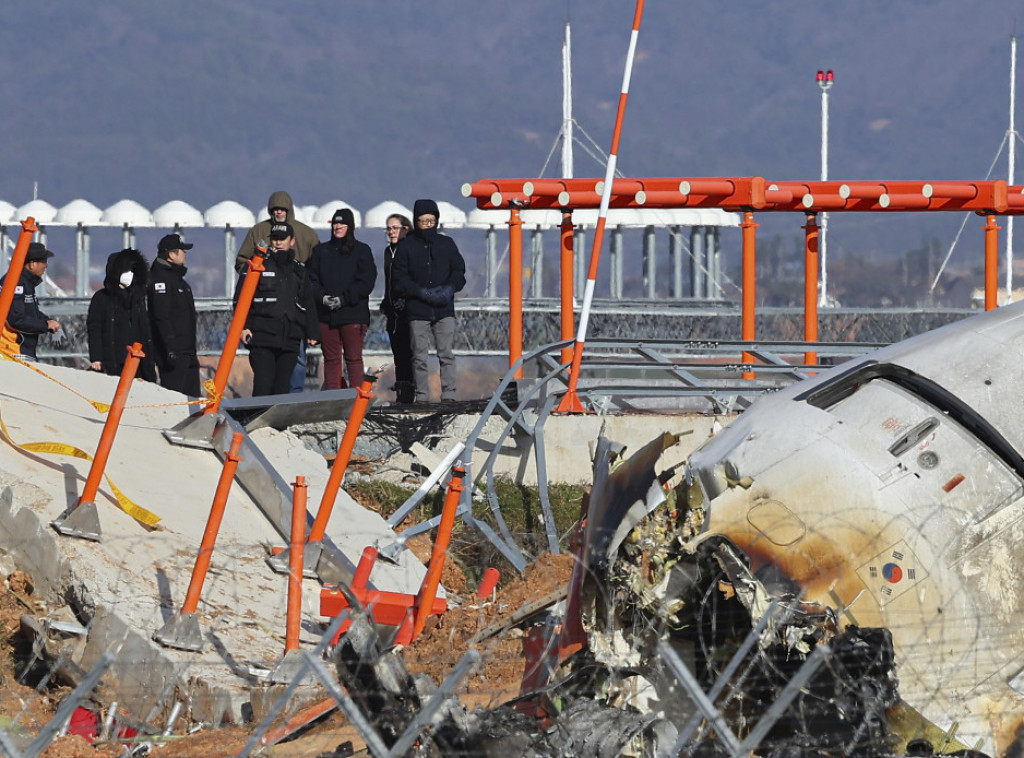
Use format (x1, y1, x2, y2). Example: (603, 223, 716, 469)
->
(352, 546, 378, 592)
(559, 211, 575, 366)
(79, 342, 143, 506)
(0, 218, 39, 338)
(802, 213, 819, 366)
(153, 432, 244, 651)
(984, 214, 1001, 310)
(476, 567, 500, 600)
(205, 251, 265, 414)
(181, 433, 244, 614)
(53, 342, 144, 542)
(741, 211, 758, 379)
(508, 203, 524, 379)
(308, 377, 375, 545)
(285, 476, 307, 652)
(413, 465, 465, 640)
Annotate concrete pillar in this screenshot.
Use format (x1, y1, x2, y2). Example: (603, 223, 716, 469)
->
(574, 228, 586, 297)
(670, 225, 683, 299)
(224, 226, 237, 298)
(0, 226, 7, 274)
(530, 226, 544, 298)
(611, 226, 623, 300)
(75, 224, 90, 297)
(486, 226, 497, 298)
(121, 224, 134, 250)
(642, 225, 656, 299)
(691, 226, 705, 298)
(710, 227, 722, 298)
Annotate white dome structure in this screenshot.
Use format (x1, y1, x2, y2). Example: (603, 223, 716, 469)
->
(153, 200, 204, 228)
(313, 201, 362, 229)
(102, 199, 154, 227)
(364, 201, 413, 228)
(0, 201, 20, 225)
(205, 201, 256, 228)
(435, 201, 467, 229)
(16, 199, 58, 225)
(466, 208, 511, 229)
(254, 205, 313, 224)
(55, 199, 103, 226)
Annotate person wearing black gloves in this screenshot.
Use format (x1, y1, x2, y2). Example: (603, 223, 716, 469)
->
(148, 234, 201, 396)
(391, 199, 466, 402)
(308, 208, 377, 389)
(0, 242, 62, 360)
(237, 222, 320, 396)
(380, 213, 414, 403)
(87, 247, 158, 381)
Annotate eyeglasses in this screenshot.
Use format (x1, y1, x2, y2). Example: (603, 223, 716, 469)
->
(386, 225, 404, 232)
(416, 218, 437, 228)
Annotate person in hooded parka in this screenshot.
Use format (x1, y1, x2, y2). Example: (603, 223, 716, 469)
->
(86, 247, 158, 382)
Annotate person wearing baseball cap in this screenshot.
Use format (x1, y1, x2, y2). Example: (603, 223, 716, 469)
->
(235, 221, 320, 396)
(148, 234, 200, 395)
(0, 242, 62, 360)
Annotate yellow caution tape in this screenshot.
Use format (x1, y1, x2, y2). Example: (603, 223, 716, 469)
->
(0, 351, 110, 412)
(0, 401, 161, 527)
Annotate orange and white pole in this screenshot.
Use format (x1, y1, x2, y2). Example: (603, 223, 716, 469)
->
(556, 0, 645, 413)
(508, 204, 524, 379)
(285, 476, 307, 652)
(802, 213, 819, 366)
(559, 211, 575, 366)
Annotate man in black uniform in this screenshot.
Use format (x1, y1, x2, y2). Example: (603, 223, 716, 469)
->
(0, 242, 61, 360)
(148, 234, 201, 395)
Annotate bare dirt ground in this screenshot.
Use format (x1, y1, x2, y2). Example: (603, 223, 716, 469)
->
(1, 535, 575, 757)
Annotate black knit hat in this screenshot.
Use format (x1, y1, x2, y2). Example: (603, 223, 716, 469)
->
(413, 198, 440, 222)
(331, 207, 355, 227)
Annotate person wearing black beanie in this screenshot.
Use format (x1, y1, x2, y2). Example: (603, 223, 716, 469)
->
(391, 198, 466, 402)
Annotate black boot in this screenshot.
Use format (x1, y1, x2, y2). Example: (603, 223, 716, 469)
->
(394, 380, 415, 405)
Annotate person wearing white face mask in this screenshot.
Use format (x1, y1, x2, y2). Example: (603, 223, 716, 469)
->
(86, 247, 158, 381)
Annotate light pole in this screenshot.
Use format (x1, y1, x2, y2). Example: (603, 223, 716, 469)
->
(816, 69, 833, 307)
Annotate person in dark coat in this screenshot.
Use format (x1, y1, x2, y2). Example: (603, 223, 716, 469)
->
(148, 234, 201, 396)
(86, 248, 157, 381)
(0, 242, 61, 360)
(380, 213, 414, 403)
(391, 199, 466, 402)
(237, 222, 320, 396)
(307, 207, 377, 389)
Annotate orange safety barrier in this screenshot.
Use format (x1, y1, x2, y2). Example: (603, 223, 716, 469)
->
(508, 204, 524, 378)
(79, 342, 144, 508)
(413, 465, 466, 639)
(985, 214, 1001, 310)
(285, 476, 307, 652)
(559, 212, 575, 366)
(307, 377, 375, 544)
(741, 212, 757, 380)
(476, 567, 501, 600)
(803, 214, 819, 367)
(0, 218, 39, 343)
(179, 432, 244, 615)
(204, 251, 265, 414)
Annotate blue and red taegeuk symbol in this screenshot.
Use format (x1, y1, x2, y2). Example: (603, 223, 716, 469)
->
(882, 562, 903, 583)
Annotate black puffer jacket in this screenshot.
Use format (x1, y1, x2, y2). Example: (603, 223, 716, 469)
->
(308, 235, 377, 327)
(0, 268, 50, 359)
(391, 227, 466, 322)
(235, 247, 320, 350)
(86, 248, 157, 381)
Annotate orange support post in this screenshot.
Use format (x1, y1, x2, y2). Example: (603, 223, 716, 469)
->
(285, 476, 307, 652)
(802, 213, 819, 366)
(0, 218, 39, 337)
(79, 342, 144, 507)
(205, 251, 265, 414)
(308, 377, 375, 544)
(741, 211, 758, 379)
(559, 211, 575, 366)
(508, 204, 524, 379)
(179, 433, 244, 615)
(352, 546, 377, 592)
(413, 465, 465, 640)
(984, 214, 1001, 310)
(476, 567, 500, 600)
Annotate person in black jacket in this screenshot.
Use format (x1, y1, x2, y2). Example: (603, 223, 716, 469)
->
(0, 242, 61, 360)
(308, 208, 377, 389)
(237, 222, 320, 396)
(392, 199, 466, 402)
(87, 248, 157, 381)
(148, 234, 201, 396)
(380, 213, 414, 403)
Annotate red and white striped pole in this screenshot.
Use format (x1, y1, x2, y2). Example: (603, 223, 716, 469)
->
(556, 0, 645, 413)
